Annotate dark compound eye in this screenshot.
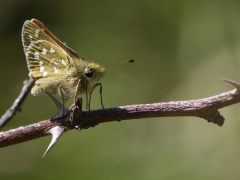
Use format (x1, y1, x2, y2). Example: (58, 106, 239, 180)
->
(85, 68, 94, 77)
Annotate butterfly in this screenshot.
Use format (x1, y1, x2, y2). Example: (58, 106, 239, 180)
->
(22, 19, 134, 111)
(22, 19, 106, 110)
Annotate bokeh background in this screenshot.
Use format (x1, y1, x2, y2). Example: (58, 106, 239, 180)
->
(1, 0, 240, 179)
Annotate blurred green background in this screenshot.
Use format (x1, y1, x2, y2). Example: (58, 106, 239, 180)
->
(1, 0, 240, 179)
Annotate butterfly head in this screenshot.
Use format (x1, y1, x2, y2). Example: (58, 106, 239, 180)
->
(84, 63, 105, 82)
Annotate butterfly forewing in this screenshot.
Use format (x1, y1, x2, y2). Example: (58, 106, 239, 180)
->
(22, 20, 57, 54)
(22, 19, 85, 61)
(31, 19, 85, 61)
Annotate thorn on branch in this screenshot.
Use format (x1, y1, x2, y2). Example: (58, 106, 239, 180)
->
(45, 92, 69, 121)
(222, 79, 240, 95)
(42, 125, 69, 157)
(42, 96, 84, 156)
(2, 78, 240, 155)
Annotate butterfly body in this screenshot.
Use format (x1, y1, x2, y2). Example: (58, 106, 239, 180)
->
(22, 19, 105, 103)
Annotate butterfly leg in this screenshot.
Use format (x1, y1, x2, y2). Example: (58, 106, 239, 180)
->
(96, 83, 104, 109)
(71, 79, 83, 130)
(59, 86, 66, 118)
(88, 91, 92, 111)
(86, 80, 93, 111)
(87, 83, 104, 111)
(74, 79, 81, 105)
(85, 81, 89, 110)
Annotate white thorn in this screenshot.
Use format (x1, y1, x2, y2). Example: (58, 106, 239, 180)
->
(222, 79, 240, 95)
(42, 125, 69, 158)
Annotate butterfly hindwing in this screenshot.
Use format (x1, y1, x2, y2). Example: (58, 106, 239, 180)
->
(26, 40, 74, 79)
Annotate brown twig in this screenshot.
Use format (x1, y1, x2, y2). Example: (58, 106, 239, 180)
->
(0, 78, 35, 128)
(0, 78, 240, 148)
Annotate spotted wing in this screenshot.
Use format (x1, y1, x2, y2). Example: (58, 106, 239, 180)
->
(26, 40, 74, 79)
(22, 19, 85, 61)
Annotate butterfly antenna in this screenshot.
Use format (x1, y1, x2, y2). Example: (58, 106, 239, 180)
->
(104, 59, 134, 67)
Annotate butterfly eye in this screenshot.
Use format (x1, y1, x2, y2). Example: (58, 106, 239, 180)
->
(85, 68, 94, 77)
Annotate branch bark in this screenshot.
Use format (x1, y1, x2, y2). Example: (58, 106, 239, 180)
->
(0, 78, 34, 128)
(0, 78, 240, 148)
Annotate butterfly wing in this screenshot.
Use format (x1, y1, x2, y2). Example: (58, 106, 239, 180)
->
(26, 40, 74, 79)
(22, 19, 106, 107)
(22, 19, 85, 61)
(25, 39, 80, 99)
(21, 19, 89, 100)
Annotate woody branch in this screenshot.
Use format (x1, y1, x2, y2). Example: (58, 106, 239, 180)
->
(0, 79, 240, 148)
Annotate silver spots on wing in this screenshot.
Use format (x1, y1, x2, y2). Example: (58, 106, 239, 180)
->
(52, 62, 57, 68)
(43, 71, 48, 77)
(38, 60, 48, 77)
(40, 66, 44, 72)
(52, 62, 58, 73)
(61, 59, 66, 66)
(50, 48, 55, 53)
(39, 61, 44, 72)
(35, 29, 40, 38)
(32, 46, 62, 77)
(34, 52, 39, 59)
(41, 48, 47, 55)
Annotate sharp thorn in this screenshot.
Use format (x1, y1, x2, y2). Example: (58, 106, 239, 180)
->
(45, 92, 69, 120)
(42, 125, 69, 158)
(221, 79, 240, 95)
